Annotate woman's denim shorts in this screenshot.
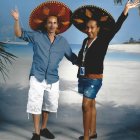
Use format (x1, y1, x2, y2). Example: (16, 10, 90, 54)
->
(78, 77, 102, 99)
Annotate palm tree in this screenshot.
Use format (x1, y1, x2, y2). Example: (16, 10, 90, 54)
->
(114, 0, 123, 5)
(0, 42, 17, 81)
(114, 0, 134, 4)
(138, 4, 140, 15)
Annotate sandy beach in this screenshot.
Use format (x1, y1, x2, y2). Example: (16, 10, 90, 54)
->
(0, 44, 140, 140)
(109, 44, 140, 53)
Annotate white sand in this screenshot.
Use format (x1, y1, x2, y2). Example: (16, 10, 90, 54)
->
(108, 44, 140, 53)
(0, 44, 140, 140)
(58, 58, 140, 107)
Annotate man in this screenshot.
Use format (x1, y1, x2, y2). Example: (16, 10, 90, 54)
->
(11, 1, 77, 140)
(72, 0, 139, 140)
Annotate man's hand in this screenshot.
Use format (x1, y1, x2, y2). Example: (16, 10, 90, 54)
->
(11, 9, 19, 21)
(11, 9, 22, 37)
(124, 0, 140, 15)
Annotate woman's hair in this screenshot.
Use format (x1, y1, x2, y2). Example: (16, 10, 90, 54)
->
(86, 18, 101, 28)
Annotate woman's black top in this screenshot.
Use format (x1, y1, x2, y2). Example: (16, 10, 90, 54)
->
(77, 12, 128, 77)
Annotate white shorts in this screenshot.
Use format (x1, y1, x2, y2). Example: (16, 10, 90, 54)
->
(27, 76, 59, 114)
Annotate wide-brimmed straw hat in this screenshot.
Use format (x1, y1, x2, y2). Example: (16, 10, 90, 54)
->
(72, 5, 115, 33)
(29, 1, 72, 34)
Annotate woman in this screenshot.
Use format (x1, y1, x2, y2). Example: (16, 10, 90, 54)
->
(72, 0, 139, 140)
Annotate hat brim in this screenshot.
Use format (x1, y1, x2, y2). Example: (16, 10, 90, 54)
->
(72, 5, 115, 33)
(29, 1, 72, 34)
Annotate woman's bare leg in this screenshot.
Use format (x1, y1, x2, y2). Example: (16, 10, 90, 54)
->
(82, 97, 93, 140)
(90, 99, 97, 136)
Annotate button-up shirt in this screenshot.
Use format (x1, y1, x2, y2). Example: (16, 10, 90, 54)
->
(19, 29, 77, 84)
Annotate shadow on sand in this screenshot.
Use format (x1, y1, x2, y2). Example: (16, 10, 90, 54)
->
(0, 80, 140, 140)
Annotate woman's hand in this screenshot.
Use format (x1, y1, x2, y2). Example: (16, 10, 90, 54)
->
(124, 0, 140, 15)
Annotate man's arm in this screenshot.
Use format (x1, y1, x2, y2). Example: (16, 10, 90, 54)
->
(65, 47, 78, 65)
(11, 9, 22, 37)
(11, 9, 35, 43)
(64, 39, 78, 65)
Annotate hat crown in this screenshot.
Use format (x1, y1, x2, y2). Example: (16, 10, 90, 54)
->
(29, 1, 72, 34)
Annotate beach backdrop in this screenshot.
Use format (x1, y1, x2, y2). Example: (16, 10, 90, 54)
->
(0, 0, 140, 140)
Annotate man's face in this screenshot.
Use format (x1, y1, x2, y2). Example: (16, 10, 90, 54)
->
(86, 20, 100, 39)
(45, 16, 58, 34)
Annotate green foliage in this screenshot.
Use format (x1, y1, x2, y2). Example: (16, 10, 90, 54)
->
(0, 43, 17, 81)
(114, 0, 123, 5)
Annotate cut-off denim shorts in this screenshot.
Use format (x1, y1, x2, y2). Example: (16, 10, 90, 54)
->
(78, 77, 102, 99)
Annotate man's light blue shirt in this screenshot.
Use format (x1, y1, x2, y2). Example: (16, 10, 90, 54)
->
(19, 29, 77, 84)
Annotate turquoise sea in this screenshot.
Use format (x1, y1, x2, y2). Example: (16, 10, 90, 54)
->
(3, 44, 140, 62)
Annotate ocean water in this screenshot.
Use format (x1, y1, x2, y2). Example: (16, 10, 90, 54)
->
(3, 44, 140, 62)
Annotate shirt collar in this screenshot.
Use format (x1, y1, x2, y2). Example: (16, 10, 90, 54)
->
(42, 31, 61, 45)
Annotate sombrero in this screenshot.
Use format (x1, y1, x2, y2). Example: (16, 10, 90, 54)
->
(72, 5, 115, 33)
(29, 1, 72, 34)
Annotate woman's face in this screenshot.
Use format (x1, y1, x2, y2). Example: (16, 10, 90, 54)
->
(86, 20, 100, 39)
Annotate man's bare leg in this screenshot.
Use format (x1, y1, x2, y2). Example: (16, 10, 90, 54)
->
(40, 111, 55, 139)
(41, 111, 49, 129)
(32, 114, 40, 135)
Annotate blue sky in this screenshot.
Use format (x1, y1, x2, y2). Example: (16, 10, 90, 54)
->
(0, 0, 140, 44)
